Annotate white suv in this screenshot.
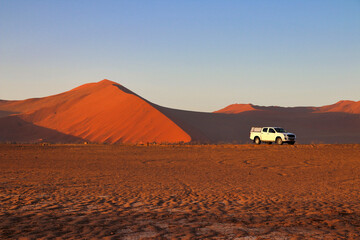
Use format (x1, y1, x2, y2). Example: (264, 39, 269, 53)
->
(250, 127, 296, 145)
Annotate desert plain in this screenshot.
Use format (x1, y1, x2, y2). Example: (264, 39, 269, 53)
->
(1, 143, 360, 239)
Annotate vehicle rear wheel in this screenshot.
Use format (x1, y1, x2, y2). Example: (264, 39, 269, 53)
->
(276, 137, 283, 145)
(254, 137, 261, 145)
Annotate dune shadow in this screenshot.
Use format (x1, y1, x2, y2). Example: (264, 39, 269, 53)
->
(0, 110, 19, 118)
(112, 84, 139, 96)
(252, 105, 316, 113)
(111, 84, 360, 144)
(153, 106, 360, 144)
(0, 116, 86, 143)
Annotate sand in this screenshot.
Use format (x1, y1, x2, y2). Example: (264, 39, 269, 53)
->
(1, 144, 360, 239)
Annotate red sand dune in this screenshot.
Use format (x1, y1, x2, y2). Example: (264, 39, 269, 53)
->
(0, 80, 191, 144)
(213, 103, 257, 114)
(0, 79, 359, 144)
(316, 100, 360, 114)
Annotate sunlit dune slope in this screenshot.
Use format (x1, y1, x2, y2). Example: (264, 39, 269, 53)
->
(0, 80, 191, 144)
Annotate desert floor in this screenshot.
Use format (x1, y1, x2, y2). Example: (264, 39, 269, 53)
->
(0, 144, 359, 239)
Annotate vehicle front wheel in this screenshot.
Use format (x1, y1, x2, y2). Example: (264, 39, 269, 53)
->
(254, 137, 261, 145)
(276, 137, 283, 145)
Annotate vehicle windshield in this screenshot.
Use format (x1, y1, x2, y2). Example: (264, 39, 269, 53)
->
(274, 128, 287, 133)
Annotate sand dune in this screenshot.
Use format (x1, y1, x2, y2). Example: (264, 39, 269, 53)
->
(0, 80, 190, 144)
(0, 79, 359, 144)
(317, 100, 360, 114)
(213, 103, 256, 114)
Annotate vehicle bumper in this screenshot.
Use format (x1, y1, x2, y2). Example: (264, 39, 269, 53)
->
(283, 137, 296, 142)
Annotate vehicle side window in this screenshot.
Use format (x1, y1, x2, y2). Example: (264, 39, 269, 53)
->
(269, 128, 275, 133)
(262, 128, 268, 133)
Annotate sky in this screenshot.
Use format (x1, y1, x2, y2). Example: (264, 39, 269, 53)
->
(0, 0, 359, 112)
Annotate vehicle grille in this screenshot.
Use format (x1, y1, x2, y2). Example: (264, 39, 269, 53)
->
(287, 134, 295, 138)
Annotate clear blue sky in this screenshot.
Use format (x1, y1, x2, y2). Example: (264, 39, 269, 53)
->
(1, 0, 359, 111)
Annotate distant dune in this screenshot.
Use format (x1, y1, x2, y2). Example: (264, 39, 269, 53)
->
(213, 104, 257, 114)
(0, 80, 359, 144)
(316, 100, 360, 114)
(214, 100, 360, 115)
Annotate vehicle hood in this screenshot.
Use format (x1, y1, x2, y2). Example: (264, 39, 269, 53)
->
(283, 132, 296, 136)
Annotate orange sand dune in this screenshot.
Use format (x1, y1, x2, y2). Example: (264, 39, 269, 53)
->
(213, 103, 256, 114)
(316, 100, 360, 114)
(0, 80, 190, 144)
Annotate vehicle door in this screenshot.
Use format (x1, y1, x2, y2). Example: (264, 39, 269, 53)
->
(266, 128, 276, 141)
(261, 128, 268, 140)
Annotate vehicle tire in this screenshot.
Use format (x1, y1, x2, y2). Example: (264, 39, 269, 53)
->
(254, 137, 261, 145)
(276, 137, 283, 145)
(288, 141, 295, 145)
